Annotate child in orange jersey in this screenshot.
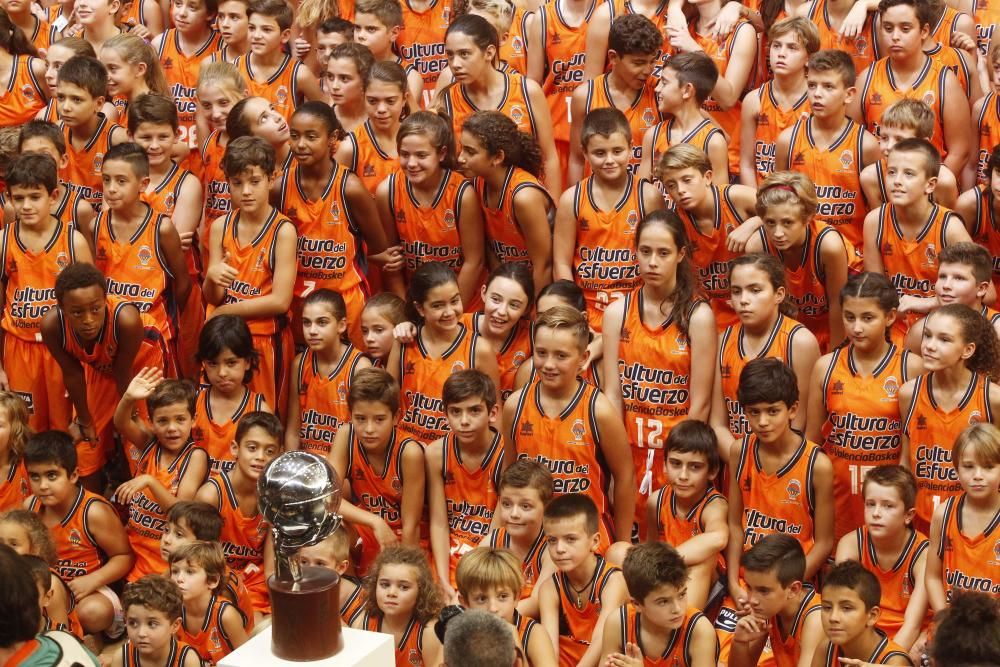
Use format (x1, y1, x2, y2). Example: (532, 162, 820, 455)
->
(746, 171, 856, 350)
(971, 41, 1000, 186)
(657, 144, 759, 331)
(851, 0, 971, 176)
(169, 541, 249, 664)
(600, 542, 719, 667)
(335, 61, 406, 193)
(569, 14, 662, 184)
(327, 368, 425, 574)
(741, 18, 818, 186)
(68, 0, 122, 55)
(459, 110, 554, 295)
(195, 411, 279, 619)
(37, 38, 101, 124)
(313, 18, 354, 74)
(957, 145, 1000, 288)
(3, 0, 52, 59)
(203, 136, 297, 412)
(212, 0, 250, 63)
(862, 139, 973, 335)
(861, 99, 961, 210)
(776, 49, 879, 253)
(113, 576, 202, 667)
(814, 561, 914, 666)
(645, 421, 729, 610)
(928, 592, 1000, 667)
(796, 0, 877, 75)
(296, 524, 367, 626)
(13, 121, 96, 231)
(361, 292, 406, 367)
(40, 264, 169, 489)
(226, 95, 294, 172)
(376, 111, 485, 305)
(537, 494, 627, 667)
(926, 422, 1000, 608)
(24, 431, 134, 636)
(0, 394, 30, 511)
(602, 211, 717, 537)
(351, 0, 424, 104)
(397, 0, 449, 105)
(553, 108, 664, 330)
(286, 290, 371, 455)
(280, 102, 394, 346)
(836, 466, 931, 651)
(0, 10, 46, 128)
(899, 304, 1000, 533)
(196, 64, 247, 225)
(114, 372, 209, 582)
(325, 44, 373, 135)
(352, 546, 443, 667)
(710, 254, 821, 449)
(455, 547, 558, 667)
(0, 154, 92, 432)
(193, 316, 269, 473)
(427, 370, 504, 596)
(93, 142, 191, 375)
(56, 55, 127, 212)
(639, 52, 729, 188)
(101, 35, 170, 125)
(150, 0, 222, 150)
(23, 553, 82, 637)
(807, 274, 923, 541)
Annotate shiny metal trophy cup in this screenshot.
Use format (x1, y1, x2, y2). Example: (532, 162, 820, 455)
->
(258, 452, 345, 661)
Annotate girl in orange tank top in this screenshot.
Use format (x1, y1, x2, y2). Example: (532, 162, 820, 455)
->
(195, 63, 248, 226)
(459, 111, 555, 296)
(100, 34, 169, 126)
(0, 399, 29, 511)
(228, 96, 294, 171)
(326, 44, 370, 134)
(958, 170, 1000, 289)
(469, 265, 535, 402)
(0, 21, 47, 129)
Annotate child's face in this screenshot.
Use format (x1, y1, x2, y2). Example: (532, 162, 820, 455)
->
(398, 133, 446, 188)
(302, 302, 347, 352)
(445, 32, 494, 84)
(248, 13, 290, 55)
(198, 84, 241, 133)
(543, 515, 598, 572)
(9, 184, 55, 227)
(445, 396, 495, 444)
(171, 0, 211, 35)
(101, 46, 143, 98)
(55, 82, 103, 129)
(655, 67, 684, 113)
(532, 326, 586, 390)
(101, 159, 149, 211)
(415, 281, 463, 331)
(878, 124, 916, 159)
(0, 521, 33, 555)
(160, 518, 197, 562)
(20, 137, 66, 170)
(290, 112, 333, 168)
(353, 12, 396, 56)
(231, 425, 281, 481)
(805, 71, 852, 120)
(497, 486, 545, 539)
(880, 4, 928, 57)
(0, 0, 31, 17)
(316, 32, 349, 70)
(216, 0, 250, 46)
(170, 559, 216, 600)
(228, 166, 274, 216)
(325, 58, 363, 107)
(125, 604, 180, 655)
(920, 313, 973, 372)
(75, 0, 117, 25)
(150, 402, 195, 453)
(665, 450, 714, 501)
(935, 262, 988, 307)
(583, 132, 631, 181)
(769, 33, 808, 76)
(462, 586, 517, 623)
(350, 400, 398, 451)
(202, 347, 251, 394)
(296, 541, 347, 573)
(132, 122, 180, 170)
(761, 202, 809, 251)
(636, 220, 685, 288)
(745, 400, 796, 445)
(480, 276, 530, 338)
(955, 448, 1000, 503)
(45, 45, 77, 95)
(863, 481, 913, 537)
(375, 563, 421, 617)
(636, 583, 688, 631)
(608, 51, 656, 92)
(820, 586, 876, 646)
(26, 462, 78, 505)
(729, 265, 784, 329)
(456, 130, 495, 179)
(360, 308, 395, 362)
(743, 568, 796, 620)
(241, 97, 290, 146)
(365, 79, 406, 132)
(60, 285, 108, 342)
(661, 167, 711, 210)
(842, 296, 895, 352)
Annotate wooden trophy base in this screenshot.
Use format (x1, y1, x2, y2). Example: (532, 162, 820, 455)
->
(269, 566, 344, 661)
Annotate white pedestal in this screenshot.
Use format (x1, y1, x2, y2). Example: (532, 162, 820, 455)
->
(219, 626, 396, 667)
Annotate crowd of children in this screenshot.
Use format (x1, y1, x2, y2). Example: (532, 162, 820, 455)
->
(0, 0, 998, 664)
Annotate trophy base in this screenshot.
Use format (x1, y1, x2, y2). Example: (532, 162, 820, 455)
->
(269, 566, 344, 661)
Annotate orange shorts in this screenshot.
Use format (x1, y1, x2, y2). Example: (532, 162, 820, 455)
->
(249, 329, 294, 416)
(291, 284, 368, 350)
(3, 335, 72, 432)
(176, 283, 205, 380)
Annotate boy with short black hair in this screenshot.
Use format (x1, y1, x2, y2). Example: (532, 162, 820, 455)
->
(15, 120, 97, 230)
(113, 575, 202, 667)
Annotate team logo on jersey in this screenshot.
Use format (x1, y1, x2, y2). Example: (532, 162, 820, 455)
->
(441, 5, 451, 26)
(992, 539, 1000, 564)
(902, 573, 912, 596)
(922, 90, 936, 107)
(210, 628, 222, 650)
(337, 382, 347, 403)
(839, 150, 854, 171)
(93, 152, 104, 173)
(391, 477, 403, 493)
(520, 420, 534, 436)
(551, 32, 562, 44)
(509, 105, 525, 126)
(970, 410, 984, 425)
(881, 242, 894, 256)
(870, 92, 882, 105)
(164, 192, 176, 211)
(404, 361, 416, 375)
(625, 210, 638, 233)
(55, 252, 70, 271)
(924, 244, 937, 266)
(792, 152, 806, 167)
(408, 648, 423, 665)
(276, 86, 289, 107)
(883, 376, 899, 399)
(161, 57, 173, 70)
(916, 415, 928, 430)
(675, 333, 688, 352)
(642, 108, 657, 127)
(69, 529, 82, 546)
(451, 361, 466, 373)
(364, 165, 376, 177)
(255, 251, 266, 270)
(570, 418, 585, 443)
(512, 350, 527, 368)
(510, 36, 525, 54)
(137, 245, 153, 266)
(21, 84, 35, 101)
(330, 199, 341, 221)
(832, 380, 845, 395)
(785, 479, 802, 503)
(443, 209, 456, 230)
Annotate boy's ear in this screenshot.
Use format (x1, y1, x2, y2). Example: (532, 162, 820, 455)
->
(607, 49, 620, 66)
(866, 603, 881, 628)
(69, 468, 80, 484)
(229, 439, 239, 458)
(786, 400, 799, 422)
(389, 24, 402, 42)
(336, 558, 350, 575)
(170, 617, 182, 634)
(280, 27, 292, 44)
(843, 85, 857, 105)
(487, 403, 499, 425)
(457, 592, 468, 607)
(578, 345, 591, 372)
(922, 174, 938, 195)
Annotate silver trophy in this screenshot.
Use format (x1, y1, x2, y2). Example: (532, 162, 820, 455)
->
(258, 452, 345, 660)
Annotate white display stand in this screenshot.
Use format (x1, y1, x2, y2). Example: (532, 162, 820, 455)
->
(219, 626, 396, 667)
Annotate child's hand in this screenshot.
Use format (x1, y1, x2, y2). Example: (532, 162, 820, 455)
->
(839, 0, 869, 37)
(733, 613, 769, 644)
(67, 572, 102, 600)
(712, 1, 742, 40)
(293, 37, 312, 59)
(440, 580, 459, 605)
(665, 24, 703, 53)
(67, 420, 97, 445)
(604, 643, 643, 667)
(393, 321, 417, 344)
(207, 250, 238, 289)
(727, 217, 761, 253)
(372, 517, 399, 549)
(124, 367, 165, 401)
(178, 230, 195, 252)
(950, 31, 977, 54)
(129, 24, 153, 40)
(115, 475, 153, 503)
(368, 245, 405, 273)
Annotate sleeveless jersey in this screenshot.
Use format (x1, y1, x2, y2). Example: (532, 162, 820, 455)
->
(207, 209, 292, 336)
(769, 586, 822, 667)
(388, 169, 470, 280)
(653, 485, 726, 550)
(279, 162, 368, 299)
(719, 314, 805, 440)
(31, 486, 111, 580)
(398, 323, 481, 443)
(61, 113, 121, 210)
(500, 5, 529, 74)
(295, 346, 365, 456)
(553, 556, 620, 665)
(735, 435, 821, 553)
(875, 203, 953, 308)
(753, 82, 810, 184)
(860, 56, 948, 156)
(235, 53, 302, 119)
(929, 5, 965, 45)
(924, 43, 971, 96)
(440, 430, 504, 573)
(538, 0, 592, 144)
(179, 594, 239, 665)
(619, 604, 708, 667)
(0, 218, 78, 341)
(967, 185, 1000, 285)
(206, 471, 269, 607)
(399, 0, 452, 99)
(0, 56, 45, 127)
(487, 528, 548, 600)
(26, 19, 52, 58)
(821, 344, 910, 538)
(0, 459, 29, 511)
(363, 612, 428, 667)
(583, 73, 661, 173)
(675, 186, 745, 329)
(903, 371, 993, 527)
(201, 131, 231, 222)
(820, 630, 912, 666)
(937, 493, 1000, 602)
(192, 387, 266, 471)
(346, 427, 411, 539)
(808, 0, 876, 75)
(786, 117, 868, 249)
(440, 70, 537, 136)
(608, 0, 671, 76)
(344, 121, 398, 193)
(975, 92, 1000, 184)
(648, 117, 723, 193)
(976, 0, 1000, 57)
(158, 29, 223, 147)
(56, 295, 164, 377)
(121, 638, 198, 667)
(855, 526, 930, 636)
(340, 576, 366, 625)
(53, 186, 87, 229)
(142, 162, 194, 220)
(475, 167, 553, 266)
(470, 312, 531, 402)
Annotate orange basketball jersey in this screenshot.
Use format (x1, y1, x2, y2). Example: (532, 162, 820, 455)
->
(538, 0, 591, 146)
(0, 56, 45, 128)
(553, 556, 620, 666)
(192, 387, 267, 473)
(55, 295, 166, 378)
(339, 576, 366, 625)
(875, 203, 954, 314)
(0, 460, 29, 511)
(582, 73, 661, 174)
(769, 586, 822, 667)
(976, 0, 1000, 58)
(860, 56, 948, 156)
(178, 594, 240, 665)
(486, 527, 548, 600)
(440, 70, 538, 136)
(52, 186, 88, 229)
(975, 92, 1000, 184)
(648, 117, 724, 194)
(808, 0, 876, 75)
(362, 613, 429, 667)
(753, 82, 810, 184)
(399, 0, 452, 100)
(501, 5, 529, 74)
(157, 29, 223, 148)
(344, 120, 399, 193)
(200, 131, 232, 222)
(854, 526, 930, 636)
(937, 493, 1000, 602)
(295, 346, 365, 456)
(966, 185, 1000, 286)
(469, 312, 531, 402)
(618, 604, 708, 667)
(61, 113, 121, 211)
(235, 53, 303, 119)
(476, 166, 554, 267)
(121, 638, 198, 667)
(31, 486, 112, 580)
(206, 470, 269, 612)
(653, 485, 726, 548)
(819, 629, 912, 666)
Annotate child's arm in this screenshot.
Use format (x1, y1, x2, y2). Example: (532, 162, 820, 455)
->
(567, 85, 590, 185)
(795, 608, 825, 667)
(525, 81, 563, 195)
(209, 219, 297, 319)
(789, 328, 821, 431)
(637, 126, 656, 181)
(327, 427, 400, 547)
(39, 311, 96, 442)
(579, 572, 627, 667)
(373, 178, 406, 298)
(537, 576, 561, 658)
(924, 502, 948, 612)
(726, 442, 749, 604)
(895, 545, 929, 649)
(524, 11, 545, 85)
(294, 65, 326, 103)
(645, 491, 661, 542)
(860, 128, 881, 169)
(834, 530, 860, 562)
(940, 70, 973, 177)
(668, 23, 757, 111)
(552, 186, 578, 284)
(848, 66, 873, 123)
(774, 125, 794, 172)
(112, 366, 162, 447)
(708, 129, 732, 186)
(725, 185, 765, 253)
(68, 500, 135, 600)
(110, 645, 124, 667)
(194, 477, 222, 510)
(581, 2, 612, 79)
(678, 496, 729, 566)
(598, 603, 625, 665)
(739, 88, 762, 186)
(860, 163, 883, 210)
(898, 381, 915, 468)
(964, 99, 987, 188)
(220, 603, 250, 652)
(512, 187, 554, 292)
(820, 230, 850, 347)
(71, 227, 94, 264)
(110, 304, 151, 397)
(526, 621, 558, 667)
(284, 353, 304, 451)
(600, 296, 626, 416)
(687, 302, 718, 421)
(709, 342, 736, 462)
(727, 613, 769, 667)
(455, 184, 487, 307)
(862, 207, 885, 274)
(345, 172, 396, 267)
(805, 452, 835, 581)
(805, 355, 832, 445)
(420, 621, 442, 667)
(424, 437, 454, 597)
(398, 439, 426, 548)
(170, 175, 204, 254)
(688, 615, 721, 667)
(157, 217, 193, 315)
(594, 394, 637, 541)
(202, 217, 234, 306)
(943, 210, 975, 246)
